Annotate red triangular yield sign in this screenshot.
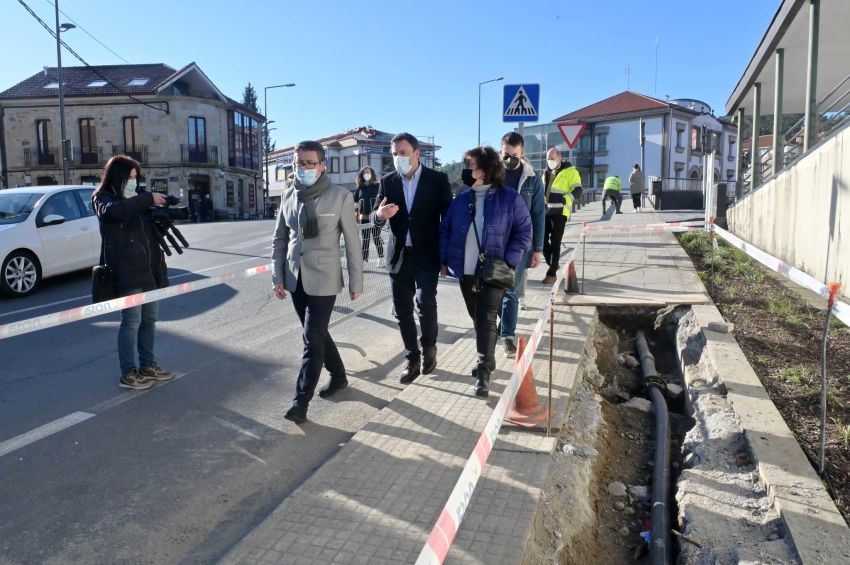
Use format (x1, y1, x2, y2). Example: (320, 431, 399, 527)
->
(557, 122, 587, 148)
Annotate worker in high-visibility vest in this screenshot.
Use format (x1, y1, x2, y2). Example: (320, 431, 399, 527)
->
(541, 148, 580, 284)
(603, 175, 623, 214)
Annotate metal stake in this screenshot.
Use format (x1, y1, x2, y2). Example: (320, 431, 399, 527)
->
(548, 304, 554, 437)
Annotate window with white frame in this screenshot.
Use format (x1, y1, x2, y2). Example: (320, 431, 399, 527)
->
(596, 133, 607, 151)
(676, 124, 685, 149)
(344, 155, 359, 173)
(728, 137, 736, 158)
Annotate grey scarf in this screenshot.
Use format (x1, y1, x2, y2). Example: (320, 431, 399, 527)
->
(295, 173, 331, 239)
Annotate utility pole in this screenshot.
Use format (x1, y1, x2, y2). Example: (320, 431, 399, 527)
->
(477, 77, 503, 146)
(55, 1, 73, 185)
(263, 83, 295, 217)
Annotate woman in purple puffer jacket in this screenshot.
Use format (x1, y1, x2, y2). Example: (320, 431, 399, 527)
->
(440, 146, 532, 397)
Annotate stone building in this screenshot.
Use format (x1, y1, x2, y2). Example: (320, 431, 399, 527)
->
(0, 63, 265, 218)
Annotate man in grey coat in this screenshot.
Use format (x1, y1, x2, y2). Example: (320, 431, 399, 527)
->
(272, 140, 363, 424)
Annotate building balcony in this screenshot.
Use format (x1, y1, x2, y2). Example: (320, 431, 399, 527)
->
(23, 147, 58, 168)
(112, 144, 149, 163)
(72, 146, 104, 166)
(181, 144, 218, 165)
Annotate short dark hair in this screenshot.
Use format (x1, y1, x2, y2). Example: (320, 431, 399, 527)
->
(634, 163, 641, 169)
(295, 140, 325, 162)
(500, 132, 524, 147)
(464, 146, 505, 186)
(391, 132, 420, 151)
(96, 155, 141, 198)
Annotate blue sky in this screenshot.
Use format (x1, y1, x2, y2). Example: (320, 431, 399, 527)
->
(2, 0, 777, 163)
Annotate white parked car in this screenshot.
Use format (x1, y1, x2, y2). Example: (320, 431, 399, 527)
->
(0, 185, 101, 297)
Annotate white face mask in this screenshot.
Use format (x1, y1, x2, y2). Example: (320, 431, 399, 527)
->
(124, 179, 137, 198)
(296, 168, 319, 187)
(547, 159, 560, 170)
(394, 155, 412, 176)
(363, 172, 372, 182)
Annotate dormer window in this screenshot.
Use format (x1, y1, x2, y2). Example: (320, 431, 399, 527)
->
(127, 78, 149, 86)
(86, 80, 108, 87)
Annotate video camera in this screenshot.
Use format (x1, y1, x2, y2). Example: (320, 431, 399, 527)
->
(138, 189, 190, 256)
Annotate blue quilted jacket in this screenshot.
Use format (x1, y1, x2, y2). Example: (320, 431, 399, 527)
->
(439, 185, 532, 279)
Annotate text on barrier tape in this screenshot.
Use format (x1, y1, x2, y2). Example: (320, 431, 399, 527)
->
(0, 264, 272, 341)
(416, 270, 564, 564)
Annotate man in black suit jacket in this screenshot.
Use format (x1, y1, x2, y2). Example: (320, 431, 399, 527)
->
(373, 133, 453, 384)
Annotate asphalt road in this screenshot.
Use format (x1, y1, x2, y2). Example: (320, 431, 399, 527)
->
(0, 219, 472, 564)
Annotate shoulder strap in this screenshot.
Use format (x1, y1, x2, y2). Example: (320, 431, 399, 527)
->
(470, 195, 486, 265)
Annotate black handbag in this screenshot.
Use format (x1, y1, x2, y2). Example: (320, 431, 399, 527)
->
(471, 203, 516, 291)
(92, 238, 117, 303)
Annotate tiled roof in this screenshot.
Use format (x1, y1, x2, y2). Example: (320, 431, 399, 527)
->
(0, 64, 176, 99)
(271, 127, 435, 156)
(554, 91, 678, 121)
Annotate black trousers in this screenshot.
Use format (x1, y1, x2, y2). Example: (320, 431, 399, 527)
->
(604, 189, 622, 212)
(390, 251, 439, 360)
(543, 214, 567, 277)
(360, 225, 384, 261)
(631, 193, 642, 210)
(460, 276, 505, 370)
(290, 277, 345, 407)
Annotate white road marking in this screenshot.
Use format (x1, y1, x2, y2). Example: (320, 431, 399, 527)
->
(0, 411, 94, 458)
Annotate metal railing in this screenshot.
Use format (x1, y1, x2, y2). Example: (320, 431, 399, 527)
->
(180, 144, 218, 165)
(23, 147, 57, 168)
(112, 144, 149, 164)
(72, 146, 103, 166)
(649, 177, 703, 192)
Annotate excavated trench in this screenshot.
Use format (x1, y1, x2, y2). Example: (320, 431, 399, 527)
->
(523, 305, 801, 565)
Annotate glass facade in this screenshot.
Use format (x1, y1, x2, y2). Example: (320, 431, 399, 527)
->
(228, 110, 261, 170)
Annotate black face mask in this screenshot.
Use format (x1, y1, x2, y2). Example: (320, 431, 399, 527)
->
(461, 168, 475, 187)
(502, 155, 520, 170)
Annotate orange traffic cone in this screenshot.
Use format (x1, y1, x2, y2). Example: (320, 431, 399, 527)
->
(565, 260, 580, 294)
(505, 336, 549, 427)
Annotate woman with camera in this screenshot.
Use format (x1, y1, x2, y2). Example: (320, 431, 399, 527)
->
(92, 155, 175, 390)
(439, 146, 532, 397)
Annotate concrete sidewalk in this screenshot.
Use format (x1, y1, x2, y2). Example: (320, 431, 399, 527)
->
(219, 199, 709, 564)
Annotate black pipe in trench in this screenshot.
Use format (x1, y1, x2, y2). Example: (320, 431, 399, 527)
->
(635, 330, 671, 565)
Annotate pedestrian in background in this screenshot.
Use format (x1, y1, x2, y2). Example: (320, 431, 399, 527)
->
(373, 133, 453, 384)
(272, 141, 363, 424)
(92, 155, 175, 390)
(353, 165, 385, 267)
(541, 150, 580, 285)
(603, 175, 623, 214)
(440, 146, 531, 397)
(498, 132, 544, 357)
(629, 164, 645, 213)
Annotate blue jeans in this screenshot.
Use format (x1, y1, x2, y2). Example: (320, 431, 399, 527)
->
(498, 249, 530, 339)
(118, 292, 158, 375)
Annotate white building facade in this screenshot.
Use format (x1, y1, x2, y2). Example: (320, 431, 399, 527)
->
(519, 91, 737, 190)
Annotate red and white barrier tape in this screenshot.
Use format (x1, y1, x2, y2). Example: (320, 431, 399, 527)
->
(416, 269, 564, 565)
(0, 263, 272, 341)
(711, 224, 850, 327)
(581, 220, 704, 233)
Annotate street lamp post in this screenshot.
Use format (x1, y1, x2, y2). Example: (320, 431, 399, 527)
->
(478, 76, 503, 146)
(263, 83, 295, 217)
(54, 2, 75, 185)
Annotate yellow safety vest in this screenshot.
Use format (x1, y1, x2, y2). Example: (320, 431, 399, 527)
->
(548, 166, 581, 220)
(603, 176, 622, 191)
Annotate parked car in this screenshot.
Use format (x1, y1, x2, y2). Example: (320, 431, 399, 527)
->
(0, 185, 101, 297)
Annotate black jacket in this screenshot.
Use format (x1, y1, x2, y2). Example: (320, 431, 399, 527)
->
(373, 165, 452, 273)
(353, 183, 381, 223)
(92, 189, 168, 295)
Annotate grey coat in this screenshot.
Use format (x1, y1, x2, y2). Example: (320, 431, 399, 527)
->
(272, 182, 363, 296)
(629, 170, 645, 195)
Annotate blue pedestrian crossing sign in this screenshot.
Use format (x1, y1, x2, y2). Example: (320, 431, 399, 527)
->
(503, 84, 539, 122)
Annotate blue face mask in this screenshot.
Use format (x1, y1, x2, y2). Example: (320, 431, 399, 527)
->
(296, 168, 319, 187)
(124, 179, 138, 198)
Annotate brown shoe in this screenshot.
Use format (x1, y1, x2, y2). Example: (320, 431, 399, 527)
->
(139, 363, 176, 381)
(542, 275, 557, 285)
(119, 368, 154, 390)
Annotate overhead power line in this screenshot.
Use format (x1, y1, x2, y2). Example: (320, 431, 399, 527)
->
(16, 0, 168, 114)
(42, 0, 131, 65)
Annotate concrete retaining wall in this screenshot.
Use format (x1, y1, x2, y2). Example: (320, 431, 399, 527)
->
(728, 124, 850, 290)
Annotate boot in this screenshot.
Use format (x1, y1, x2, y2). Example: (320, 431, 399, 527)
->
(474, 363, 490, 398)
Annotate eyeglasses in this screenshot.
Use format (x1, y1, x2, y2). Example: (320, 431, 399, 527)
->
(296, 160, 322, 169)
